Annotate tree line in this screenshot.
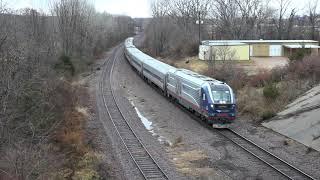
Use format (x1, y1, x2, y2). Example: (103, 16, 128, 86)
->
(145, 0, 320, 57)
(0, 0, 133, 178)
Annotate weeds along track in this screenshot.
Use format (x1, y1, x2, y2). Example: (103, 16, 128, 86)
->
(216, 129, 316, 180)
(98, 46, 168, 180)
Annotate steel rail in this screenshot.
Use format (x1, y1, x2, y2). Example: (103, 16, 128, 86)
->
(99, 46, 168, 180)
(216, 128, 316, 180)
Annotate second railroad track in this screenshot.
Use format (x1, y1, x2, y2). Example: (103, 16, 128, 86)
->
(99, 46, 168, 180)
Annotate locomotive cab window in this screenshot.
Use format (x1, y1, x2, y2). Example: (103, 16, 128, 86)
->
(211, 90, 231, 103)
(211, 85, 231, 104)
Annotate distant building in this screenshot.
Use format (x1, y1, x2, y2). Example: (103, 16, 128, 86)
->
(200, 40, 320, 61)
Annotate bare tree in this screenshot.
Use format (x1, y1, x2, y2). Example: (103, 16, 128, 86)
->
(307, 0, 319, 40)
(0, 1, 134, 178)
(286, 8, 296, 39)
(274, 0, 292, 39)
(216, 45, 237, 61)
(210, 0, 269, 39)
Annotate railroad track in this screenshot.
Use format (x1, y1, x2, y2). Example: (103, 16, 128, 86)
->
(216, 128, 316, 180)
(139, 76, 317, 179)
(99, 46, 168, 180)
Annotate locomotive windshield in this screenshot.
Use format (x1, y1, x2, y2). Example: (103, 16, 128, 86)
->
(210, 84, 232, 104)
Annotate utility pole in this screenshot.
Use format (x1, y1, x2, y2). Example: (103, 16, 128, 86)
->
(196, 2, 204, 45)
(196, 12, 204, 45)
(198, 11, 201, 45)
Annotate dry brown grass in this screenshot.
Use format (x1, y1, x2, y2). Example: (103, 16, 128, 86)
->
(49, 84, 102, 179)
(168, 147, 219, 178)
(56, 110, 88, 154)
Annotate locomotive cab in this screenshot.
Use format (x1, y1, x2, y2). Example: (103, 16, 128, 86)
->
(201, 82, 236, 128)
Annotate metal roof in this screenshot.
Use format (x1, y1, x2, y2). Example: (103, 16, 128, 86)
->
(202, 40, 319, 45)
(283, 44, 320, 48)
(203, 41, 247, 46)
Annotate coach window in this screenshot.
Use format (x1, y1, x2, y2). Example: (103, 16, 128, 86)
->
(203, 94, 206, 100)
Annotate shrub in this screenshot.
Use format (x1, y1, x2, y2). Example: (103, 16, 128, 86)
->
(55, 55, 75, 76)
(263, 83, 279, 99)
(287, 55, 320, 84)
(261, 110, 276, 120)
(270, 67, 287, 83)
(207, 62, 248, 91)
(249, 70, 272, 87)
(289, 48, 309, 61)
(236, 87, 265, 119)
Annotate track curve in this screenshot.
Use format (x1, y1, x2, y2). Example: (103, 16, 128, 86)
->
(99, 46, 168, 180)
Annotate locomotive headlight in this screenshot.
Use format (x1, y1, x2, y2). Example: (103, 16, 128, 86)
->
(210, 104, 214, 109)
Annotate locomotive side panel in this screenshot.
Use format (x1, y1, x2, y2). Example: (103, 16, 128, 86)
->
(176, 77, 202, 113)
(166, 72, 178, 98)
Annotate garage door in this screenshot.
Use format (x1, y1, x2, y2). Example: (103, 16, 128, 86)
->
(269, 45, 282, 56)
(253, 44, 269, 56)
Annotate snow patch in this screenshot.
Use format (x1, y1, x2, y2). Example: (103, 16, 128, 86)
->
(134, 106, 153, 131)
(131, 101, 173, 146)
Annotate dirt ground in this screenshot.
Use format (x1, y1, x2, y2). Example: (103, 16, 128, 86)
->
(251, 57, 288, 70)
(159, 56, 288, 75)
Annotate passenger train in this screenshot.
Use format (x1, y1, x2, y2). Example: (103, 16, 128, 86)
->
(124, 37, 236, 128)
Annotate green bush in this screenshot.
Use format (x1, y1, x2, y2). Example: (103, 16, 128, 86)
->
(263, 83, 279, 99)
(289, 48, 309, 61)
(55, 55, 75, 76)
(261, 110, 276, 120)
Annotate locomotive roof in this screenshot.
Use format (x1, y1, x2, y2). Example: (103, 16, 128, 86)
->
(175, 69, 224, 86)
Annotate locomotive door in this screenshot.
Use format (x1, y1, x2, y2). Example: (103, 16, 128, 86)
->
(176, 78, 181, 95)
(201, 88, 208, 111)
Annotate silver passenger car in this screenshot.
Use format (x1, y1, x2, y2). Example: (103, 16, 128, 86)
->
(142, 59, 176, 91)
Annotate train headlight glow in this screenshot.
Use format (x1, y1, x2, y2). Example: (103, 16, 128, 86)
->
(210, 104, 214, 109)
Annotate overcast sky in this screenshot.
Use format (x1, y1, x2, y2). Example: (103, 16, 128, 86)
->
(0, 0, 314, 18)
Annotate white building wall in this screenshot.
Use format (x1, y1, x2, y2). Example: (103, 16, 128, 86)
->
(199, 45, 210, 60)
(269, 45, 282, 56)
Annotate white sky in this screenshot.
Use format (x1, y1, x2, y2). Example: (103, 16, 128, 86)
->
(1, 0, 152, 17)
(0, 0, 315, 18)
